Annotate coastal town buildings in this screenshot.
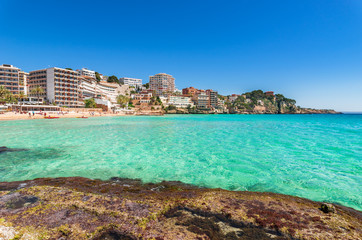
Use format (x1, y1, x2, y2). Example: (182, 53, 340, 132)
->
(149, 73, 175, 96)
(119, 77, 142, 88)
(0, 64, 21, 94)
(77, 68, 96, 79)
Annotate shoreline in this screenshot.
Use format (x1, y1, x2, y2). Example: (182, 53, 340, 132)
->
(0, 111, 344, 121)
(0, 176, 361, 239)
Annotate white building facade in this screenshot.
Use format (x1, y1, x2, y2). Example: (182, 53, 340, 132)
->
(167, 96, 194, 108)
(77, 68, 96, 78)
(119, 77, 142, 88)
(149, 73, 175, 96)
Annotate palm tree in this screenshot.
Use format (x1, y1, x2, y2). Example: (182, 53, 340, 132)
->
(30, 86, 44, 104)
(16, 92, 26, 102)
(0, 86, 11, 103)
(117, 95, 130, 108)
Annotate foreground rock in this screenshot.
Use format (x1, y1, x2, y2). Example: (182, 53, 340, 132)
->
(0, 177, 360, 240)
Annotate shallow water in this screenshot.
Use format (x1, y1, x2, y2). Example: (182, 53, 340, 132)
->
(0, 114, 361, 210)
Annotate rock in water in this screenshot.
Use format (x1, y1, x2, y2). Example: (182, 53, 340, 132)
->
(0, 146, 28, 153)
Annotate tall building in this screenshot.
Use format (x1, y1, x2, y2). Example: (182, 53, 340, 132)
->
(77, 68, 96, 78)
(19, 71, 29, 95)
(29, 67, 82, 107)
(206, 89, 218, 109)
(0, 64, 20, 94)
(149, 73, 175, 96)
(119, 77, 142, 88)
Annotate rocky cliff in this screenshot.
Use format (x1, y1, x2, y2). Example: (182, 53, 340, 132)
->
(229, 90, 340, 114)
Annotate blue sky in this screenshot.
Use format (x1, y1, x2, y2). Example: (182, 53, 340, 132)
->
(1, 0, 361, 111)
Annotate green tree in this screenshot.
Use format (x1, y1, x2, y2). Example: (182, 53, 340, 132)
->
(84, 98, 96, 108)
(95, 72, 101, 82)
(30, 86, 44, 104)
(117, 95, 130, 108)
(143, 83, 149, 89)
(107, 75, 119, 83)
(0, 86, 10, 102)
(65, 68, 73, 70)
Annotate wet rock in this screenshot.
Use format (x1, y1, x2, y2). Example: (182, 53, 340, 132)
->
(0, 177, 360, 240)
(92, 228, 137, 240)
(320, 203, 336, 213)
(0, 146, 28, 154)
(0, 192, 38, 209)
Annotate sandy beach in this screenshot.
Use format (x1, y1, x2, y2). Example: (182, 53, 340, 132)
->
(0, 110, 165, 121)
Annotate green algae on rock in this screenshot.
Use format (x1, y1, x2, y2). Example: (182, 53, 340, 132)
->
(0, 177, 361, 240)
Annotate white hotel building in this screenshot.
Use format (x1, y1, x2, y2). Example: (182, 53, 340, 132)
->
(119, 77, 142, 88)
(77, 68, 96, 78)
(164, 96, 194, 108)
(29, 67, 82, 107)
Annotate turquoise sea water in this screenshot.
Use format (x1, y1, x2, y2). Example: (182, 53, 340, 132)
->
(0, 114, 361, 210)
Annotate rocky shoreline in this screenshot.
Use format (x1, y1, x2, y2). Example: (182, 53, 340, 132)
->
(0, 177, 360, 240)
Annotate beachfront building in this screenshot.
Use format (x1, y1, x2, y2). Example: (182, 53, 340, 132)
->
(119, 77, 142, 88)
(192, 90, 210, 109)
(96, 81, 130, 105)
(78, 76, 98, 101)
(18, 71, 29, 95)
(206, 89, 218, 109)
(29, 67, 82, 107)
(0, 64, 20, 94)
(77, 68, 96, 79)
(167, 96, 194, 108)
(149, 73, 175, 96)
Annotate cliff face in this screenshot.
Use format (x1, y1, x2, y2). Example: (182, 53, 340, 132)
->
(0, 177, 361, 240)
(230, 90, 340, 114)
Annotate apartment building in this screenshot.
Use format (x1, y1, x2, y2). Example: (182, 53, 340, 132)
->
(77, 68, 96, 78)
(149, 73, 175, 96)
(97, 81, 125, 104)
(132, 90, 153, 105)
(29, 67, 82, 107)
(79, 76, 98, 101)
(0, 64, 20, 94)
(182, 87, 198, 97)
(119, 77, 142, 88)
(192, 90, 210, 109)
(28, 69, 47, 99)
(19, 71, 29, 95)
(167, 96, 194, 108)
(206, 89, 218, 109)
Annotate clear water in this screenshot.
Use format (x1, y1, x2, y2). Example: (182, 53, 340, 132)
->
(0, 115, 361, 210)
